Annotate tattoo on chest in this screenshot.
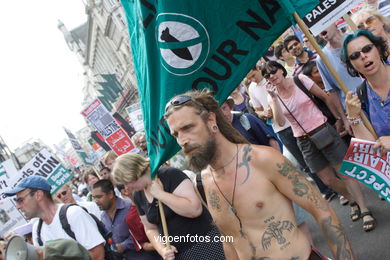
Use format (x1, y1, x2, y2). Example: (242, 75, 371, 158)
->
(276, 160, 327, 211)
(208, 190, 222, 212)
(321, 216, 353, 260)
(261, 219, 295, 250)
(238, 145, 252, 184)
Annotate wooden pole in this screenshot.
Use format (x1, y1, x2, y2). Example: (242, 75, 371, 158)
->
(158, 200, 171, 249)
(293, 12, 378, 139)
(343, 13, 358, 32)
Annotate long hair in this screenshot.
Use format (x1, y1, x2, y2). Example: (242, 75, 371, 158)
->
(341, 29, 389, 77)
(165, 89, 249, 144)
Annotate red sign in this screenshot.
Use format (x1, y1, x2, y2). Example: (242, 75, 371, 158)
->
(105, 129, 135, 155)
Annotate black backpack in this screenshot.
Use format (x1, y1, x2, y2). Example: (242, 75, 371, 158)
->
(36, 204, 120, 260)
(293, 76, 337, 125)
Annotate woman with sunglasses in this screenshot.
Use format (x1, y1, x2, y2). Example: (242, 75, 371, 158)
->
(263, 60, 375, 232)
(112, 153, 227, 260)
(342, 29, 390, 154)
(351, 7, 390, 57)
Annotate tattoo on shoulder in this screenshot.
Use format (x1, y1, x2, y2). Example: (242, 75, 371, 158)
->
(321, 216, 353, 260)
(261, 219, 295, 250)
(276, 160, 328, 211)
(238, 145, 252, 184)
(208, 190, 222, 212)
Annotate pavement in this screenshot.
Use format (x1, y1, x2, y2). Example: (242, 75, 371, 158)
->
(306, 184, 390, 260)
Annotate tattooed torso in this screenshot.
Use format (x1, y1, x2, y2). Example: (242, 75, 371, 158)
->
(202, 145, 312, 260)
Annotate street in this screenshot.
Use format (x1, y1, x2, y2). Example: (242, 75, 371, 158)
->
(307, 184, 390, 259)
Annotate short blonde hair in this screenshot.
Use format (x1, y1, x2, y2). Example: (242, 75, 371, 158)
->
(103, 151, 118, 165)
(351, 6, 390, 32)
(112, 153, 150, 184)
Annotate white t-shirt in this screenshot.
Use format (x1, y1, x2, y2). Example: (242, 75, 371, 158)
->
(248, 80, 290, 133)
(78, 201, 103, 221)
(32, 204, 105, 250)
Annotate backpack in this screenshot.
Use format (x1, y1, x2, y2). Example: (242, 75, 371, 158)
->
(293, 76, 337, 125)
(36, 204, 119, 260)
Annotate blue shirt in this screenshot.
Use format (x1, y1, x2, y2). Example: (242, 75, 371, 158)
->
(232, 113, 273, 146)
(366, 82, 390, 137)
(101, 197, 135, 259)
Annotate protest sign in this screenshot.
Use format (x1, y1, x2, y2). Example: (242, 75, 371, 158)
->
(0, 199, 27, 237)
(126, 103, 144, 132)
(64, 127, 94, 166)
(81, 98, 136, 155)
(302, 0, 362, 35)
(1, 149, 73, 199)
(121, 0, 320, 176)
(340, 138, 390, 204)
(0, 159, 19, 192)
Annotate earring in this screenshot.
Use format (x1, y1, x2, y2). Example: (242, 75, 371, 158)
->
(213, 125, 218, 131)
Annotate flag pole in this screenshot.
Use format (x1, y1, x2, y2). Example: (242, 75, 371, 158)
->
(343, 13, 358, 32)
(158, 200, 171, 249)
(292, 12, 378, 139)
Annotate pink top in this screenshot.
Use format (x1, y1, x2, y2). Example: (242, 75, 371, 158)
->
(279, 74, 327, 137)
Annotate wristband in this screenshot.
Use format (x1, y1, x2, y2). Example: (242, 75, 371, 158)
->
(347, 116, 362, 125)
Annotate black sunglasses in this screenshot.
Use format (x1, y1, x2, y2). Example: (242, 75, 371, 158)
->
(263, 68, 278, 79)
(288, 41, 299, 51)
(165, 95, 207, 112)
(348, 44, 375, 60)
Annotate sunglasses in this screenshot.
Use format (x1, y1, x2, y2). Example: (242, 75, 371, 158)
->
(15, 191, 35, 205)
(288, 41, 299, 51)
(348, 44, 375, 60)
(165, 95, 207, 112)
(263, 68, 278, 79)
(57, 190, 68, 199)
(357, 16, 377, 30)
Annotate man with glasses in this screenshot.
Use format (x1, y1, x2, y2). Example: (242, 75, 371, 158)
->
(5, 176, 105, 260)
(55, 182, 102, 220)
(164, 92, 354, 260)
(283, 35, 318, 76)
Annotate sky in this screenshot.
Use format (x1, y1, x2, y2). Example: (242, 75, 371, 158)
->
(0, 1, 88, 151)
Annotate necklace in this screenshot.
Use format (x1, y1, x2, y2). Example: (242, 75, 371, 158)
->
(210, 144, 239, 172)
(211, 144, 242, 229)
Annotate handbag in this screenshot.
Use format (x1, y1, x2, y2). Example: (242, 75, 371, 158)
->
(276, 95, 334, 150)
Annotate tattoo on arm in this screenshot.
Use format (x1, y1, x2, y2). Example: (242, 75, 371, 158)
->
(208, 190, 222, 212)
(321, 216, 353, 260)
(276, 160, 327, 211)
(238, 145, 252, 184)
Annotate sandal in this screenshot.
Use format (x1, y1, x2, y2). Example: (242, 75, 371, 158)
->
(361, 211, 376, 232)
(350, 202, 360, 222)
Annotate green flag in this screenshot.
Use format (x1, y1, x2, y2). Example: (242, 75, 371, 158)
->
(121, 0, 319, 176)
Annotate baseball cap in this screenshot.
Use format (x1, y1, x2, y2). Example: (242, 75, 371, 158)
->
(44, 239, 91, 260)
(4, 176, 51, 196)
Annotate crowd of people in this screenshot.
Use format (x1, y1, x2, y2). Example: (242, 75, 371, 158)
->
(1, 2, 390, 260)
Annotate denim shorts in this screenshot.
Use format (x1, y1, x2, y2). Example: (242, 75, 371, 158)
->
(296, 123, 347, 173)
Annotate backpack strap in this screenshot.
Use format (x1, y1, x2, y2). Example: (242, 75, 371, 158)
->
(193, 174, 208, 209)
(356, 80, 369, 117)
(59, 204, 77, 240)
(37, 219, 44, 246)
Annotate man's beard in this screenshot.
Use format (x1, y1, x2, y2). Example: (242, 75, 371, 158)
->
(184, 135, 217, 172)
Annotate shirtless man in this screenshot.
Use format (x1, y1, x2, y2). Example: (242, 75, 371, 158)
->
(164, 91, 354, 260)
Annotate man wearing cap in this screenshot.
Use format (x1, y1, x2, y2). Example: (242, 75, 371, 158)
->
(5, 176, 105, 260)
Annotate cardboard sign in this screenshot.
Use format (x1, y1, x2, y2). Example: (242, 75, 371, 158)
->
(81, 98, 136, 155)
(302, 0, 362, 35)
(340, 138, 390, 204)
(1, 149, 73, 199)
(0, 199, 27, 237)
(126, 103, 144, 132)
(0, 159, 19, 192)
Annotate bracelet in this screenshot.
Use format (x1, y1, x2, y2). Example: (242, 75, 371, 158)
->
(347, 116, 362, 125)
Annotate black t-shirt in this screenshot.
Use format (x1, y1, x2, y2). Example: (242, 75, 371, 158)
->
(134, 167, 214, 252)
